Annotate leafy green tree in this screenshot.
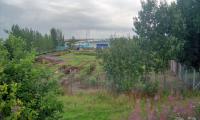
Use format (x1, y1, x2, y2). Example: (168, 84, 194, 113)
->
(50, 28, 65, 48)
(8, 25, 55, 54)
(4, 35, 28, 60)
(134, 0, 182, 85)
(9, 25, 34, 51)
(101, 38, 145, 92)
(134, 0, 158, 76)
(176, 0, 200, 68)
(50, 28, 58, 49)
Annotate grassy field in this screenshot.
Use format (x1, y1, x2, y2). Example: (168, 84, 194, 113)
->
(38, 50, 135, 120)
(37, 50, 200, 120)
(59, 51, 97, 66)
(59, 91, 134, 120)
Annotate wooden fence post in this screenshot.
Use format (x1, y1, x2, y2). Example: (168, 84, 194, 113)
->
(185, 68, 187, 84)
(193, 69, 196, 90)
(178, 63, 182, 80)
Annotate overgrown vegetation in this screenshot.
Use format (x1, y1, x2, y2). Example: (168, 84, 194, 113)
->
(129, 95, 200, 120)
(0, 35, 63, 120)
(98, 0, 200, 119)
(1, 0, 200, 119)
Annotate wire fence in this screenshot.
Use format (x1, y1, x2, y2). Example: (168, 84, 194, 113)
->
(170, 60, 200, 90)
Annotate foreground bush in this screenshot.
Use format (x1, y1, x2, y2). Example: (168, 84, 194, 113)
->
(0, 35, 63, 120)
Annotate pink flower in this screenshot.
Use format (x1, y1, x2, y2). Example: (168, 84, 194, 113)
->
(148, 109, 157, 120)
(168, 95, 175, 102)
(173, 107, 177, 113)
(129, 99, 142, 120)
(185, 101, 195, 116)
(177, 106, 185, 115)
(159, 106, 169, 120)
(154, 95, 159, 102)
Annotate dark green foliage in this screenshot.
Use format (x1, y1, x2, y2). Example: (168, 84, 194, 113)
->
(134, 0, 182, 74)
(0, 35, 63, 120)
(176, 0, 200, 68)
(50, 28, 65, 48)
(50, 28, 58, 48)
(143, 81, 159, 97)
(9, 25, 54, 53)
(8, 25, 65, 54)
(136, 0, 200, 69)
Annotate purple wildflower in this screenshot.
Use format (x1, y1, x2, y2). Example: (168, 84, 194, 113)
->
(129, 99, 142, 120)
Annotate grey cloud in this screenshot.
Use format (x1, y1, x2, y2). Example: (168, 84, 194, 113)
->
(0, 0, 174, 39)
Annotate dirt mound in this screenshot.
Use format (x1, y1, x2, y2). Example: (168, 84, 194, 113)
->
(36, 55, 64, 64)
(59, 65, 79, 74)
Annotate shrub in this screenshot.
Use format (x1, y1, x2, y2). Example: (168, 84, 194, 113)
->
(84, 64, 96, 75)
(0, 35, 63, 120)
(132, 81, 159, 97)
(88, 77, 98, 86)
(101, 38, 145, 92)
(143, 81, 159, 97)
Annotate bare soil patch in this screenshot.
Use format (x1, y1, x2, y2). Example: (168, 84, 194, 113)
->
(36, 55, 64, 64)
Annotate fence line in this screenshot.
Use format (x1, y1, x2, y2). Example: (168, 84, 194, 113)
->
(170, 60, 200, 90)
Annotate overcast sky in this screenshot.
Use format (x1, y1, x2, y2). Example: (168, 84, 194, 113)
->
(0, 0, 174, 39)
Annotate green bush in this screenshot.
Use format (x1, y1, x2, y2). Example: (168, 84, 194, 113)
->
(87, 76, 98, 86)
(100, 38, 145, 92)
(143, 81, 159, 97)
(0, 35, 63, 120)
(86, 64, 96, 75)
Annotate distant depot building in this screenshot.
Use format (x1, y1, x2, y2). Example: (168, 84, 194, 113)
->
(65, 38, 110, 49)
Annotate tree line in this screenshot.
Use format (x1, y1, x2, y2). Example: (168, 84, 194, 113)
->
(6, 25, 65, 54)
